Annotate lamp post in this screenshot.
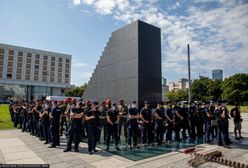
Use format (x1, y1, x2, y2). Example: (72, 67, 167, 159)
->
(187, 44, 191, 116)
(46, 71, 49, 97)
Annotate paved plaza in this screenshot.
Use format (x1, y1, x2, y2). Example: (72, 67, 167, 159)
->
(0, 114, 248, 168)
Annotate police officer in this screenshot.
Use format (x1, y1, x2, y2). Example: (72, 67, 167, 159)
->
(117, 100, 128, 144)
(204, 102, 214, 143)
(195, 103, 204, 138)
(231, 104, 243, 140)
(106, 102, 120, 151)
(84, 101, 100, 154)
(99, 101, 108, 144)
(155, 102, 166, 145)
(165, 102, 174, 143)
(181, 103, 191, 139)
(32, 100, 43, 137)
(40, 101, 51, 144)
(21, 102, 29, 132)
(140, 101, 153, 146)
(127, 101, 139, 149)
(174, 103, 183, 141)
(217, 105, 230, 148)
(64, 101, 84, 152)
(59, 100, 67, 136)
(83, 100, 92, 141)
(49, 100, 62, 148)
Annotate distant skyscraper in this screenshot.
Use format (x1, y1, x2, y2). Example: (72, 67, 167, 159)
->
(212, 69, 223, 81)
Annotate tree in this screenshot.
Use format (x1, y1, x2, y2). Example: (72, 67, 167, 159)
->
(191, 78, 210, 102)
(222, 73, 248, 105)
(65, 83, 87, 97)
(166, 89, 188, 103)
(208, 80, 222, 102)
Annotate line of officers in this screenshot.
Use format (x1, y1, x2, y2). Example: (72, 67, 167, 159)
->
(9, 98, 234, 155)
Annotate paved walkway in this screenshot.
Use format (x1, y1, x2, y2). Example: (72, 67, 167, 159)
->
(0, 114, 248, 168)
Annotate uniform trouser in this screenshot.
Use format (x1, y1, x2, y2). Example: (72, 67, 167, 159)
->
(182, 120, 192, 138)
(22, 116, 28, 132)
(38, 120, 44, 138)
(118, 120, 128, 141)
(50, 124, 60, 146)
(218, 122, 229, 145)
(190, 118, 197, 139)
(205, 124, 213, 141)
(67, 123, 82, 150)
(27, 118, 34, 133)
(196, 122, 204, 137)
(19, 115, 24, 128)
(156, 123, 165, 144)
(166, 122, 173, 141)
(42, 122, 50, 143)
(141, 123, 153, 144)
(33, 118, 39, 135)
(128, 123, 138, 146)
(86, 124, 98, 152)
(106, 124, 118, 147)
(174, 121, 182, 141)
(13, 113, 19, 128)
(82, 122, 87, 139)
(60, 118, 66, 136)
(99, 120, 107, 143)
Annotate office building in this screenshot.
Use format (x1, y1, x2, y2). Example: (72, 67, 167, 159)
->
(212, 69, 223, 81)
(168, 78, 189, 91)
(0, 43, 71, 100)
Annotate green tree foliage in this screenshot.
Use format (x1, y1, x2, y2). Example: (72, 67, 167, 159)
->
(191, 77, 210, 102)
(166, 89, 188, 103)
(65, 83, 87, 97)
(222, 73, 248, 105)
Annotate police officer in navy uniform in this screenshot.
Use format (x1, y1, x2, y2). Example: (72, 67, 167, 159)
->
(117, 100, 128, 143)
(32, 100, 43, 137)
(40, 101, 51, 144)
(64, 101, 84, 152)
(127, 101, 139, 149)
(165, 102, 174, 143)
(203, 102, 214, 143)
(217, 105, 230, 148)
(140, 101, 153, 146)
(84, 101, 100, 154)
(99, 101, 108, 144)
(106, 102, 120, 151)
(49, 100, 62, 148)
(174, 103, 183, 141)
(181, 103, 191, 139)
(155, 102, 166, 145)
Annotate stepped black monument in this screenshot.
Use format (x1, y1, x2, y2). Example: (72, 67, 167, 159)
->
(83, 20, 161, 107)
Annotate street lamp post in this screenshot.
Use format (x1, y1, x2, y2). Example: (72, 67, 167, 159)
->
(187, 44, 191, 115)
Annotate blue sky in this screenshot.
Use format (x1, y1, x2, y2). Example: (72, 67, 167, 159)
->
(0, 0, 248, 86)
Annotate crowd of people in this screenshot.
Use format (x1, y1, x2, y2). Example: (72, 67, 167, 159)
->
(9, 98, 243, 155)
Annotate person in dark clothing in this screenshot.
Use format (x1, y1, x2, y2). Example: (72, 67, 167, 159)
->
(155, 102, 165, 145)
(117, 100, 128, 144)
(181, 104, 191, 139)
(165, 103, 174, 143)
(32, 100, 42, 137)
(84, 101, 100, 154)
(203, 102, 214, 143)
(40, 101, 51, 144)
(127, 101, 139, 149)
(49, 101, 62, 148)
(217, 106, 230, 148)
(106, 102, 120, 151)
(64, 101, 84, 152)
(231, 105, 243, 140)
(99, 101, 108, 144)
(174, 103, 183, 141)
(140, 101, 153, 146)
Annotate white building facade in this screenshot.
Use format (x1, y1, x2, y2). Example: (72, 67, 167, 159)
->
(0, 43, 71, 100)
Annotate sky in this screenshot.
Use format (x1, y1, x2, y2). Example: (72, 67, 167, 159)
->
(0, 0, 248, 86)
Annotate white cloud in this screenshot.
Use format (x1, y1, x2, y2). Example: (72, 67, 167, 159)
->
(72, 0, 81, 6)
(80, 72, 92, 78)
(70, 0, 248, 81)
(72, 62, 88, 67)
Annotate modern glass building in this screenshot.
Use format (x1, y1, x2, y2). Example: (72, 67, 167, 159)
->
(212, 69, 223, 81)
(0, 43, 72, 101)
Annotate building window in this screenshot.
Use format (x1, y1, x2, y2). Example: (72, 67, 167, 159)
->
(9, 50, 14, 55)
(7, 74, 12, 79)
